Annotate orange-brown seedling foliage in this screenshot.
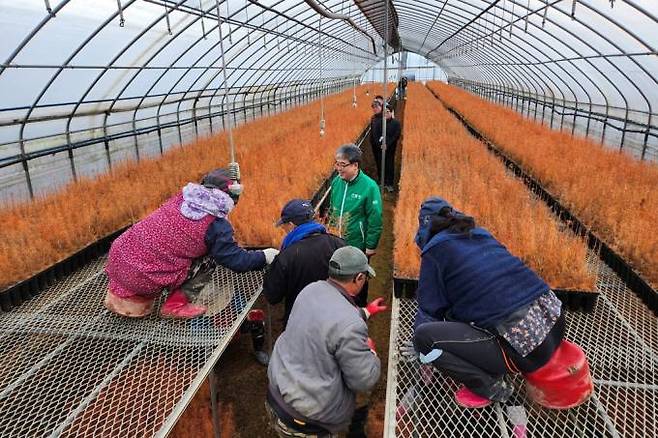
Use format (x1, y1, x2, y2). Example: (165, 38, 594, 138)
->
(429, 81, 658, 289)
(0, 87, 372, 289)
(394, 83, 595, 291)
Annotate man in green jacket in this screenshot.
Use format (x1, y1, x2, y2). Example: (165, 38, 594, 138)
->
(329, 144, 383, 306)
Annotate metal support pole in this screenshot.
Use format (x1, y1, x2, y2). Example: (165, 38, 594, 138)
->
(216, 0, 236, 164)
(641, 113, 652, 160)
(381, 10, 390, 190)
(19, 141, 34, 199)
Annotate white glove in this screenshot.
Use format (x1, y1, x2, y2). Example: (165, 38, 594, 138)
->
(399, 340, 420, 363)
(400, 340, 443, 364)
(262, 248, 280, 264)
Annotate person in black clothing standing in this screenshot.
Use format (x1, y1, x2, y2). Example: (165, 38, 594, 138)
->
(263, 198, 345, 327)
(370, 103, 402, 192)
(397, 76, 408, 100)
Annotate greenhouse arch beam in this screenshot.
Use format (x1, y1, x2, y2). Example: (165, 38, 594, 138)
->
(173, 1, 367, 133)
(354, 0, 401, 51)
(400, 18, 556, 111)
(88, 0, 371, 160)
(301, 0, 378, 55)
(423, 0, 654, 121)
(425, 0, 501, 58)
(408, 0, 606, 111)
(191, 4, 369, 111)
(412, 0, 639, 133)
(0, 0, 72, 77)
(397, 0, 579, 108)
(419, 7, 586, 121)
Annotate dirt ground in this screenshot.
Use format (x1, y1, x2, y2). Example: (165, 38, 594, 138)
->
(171, 97, 405, 438)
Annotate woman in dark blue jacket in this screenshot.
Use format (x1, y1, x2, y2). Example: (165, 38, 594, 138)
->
(408, 197, 566, 408)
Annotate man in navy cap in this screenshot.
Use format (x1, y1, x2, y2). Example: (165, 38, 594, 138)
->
(263, 198, 346, 327)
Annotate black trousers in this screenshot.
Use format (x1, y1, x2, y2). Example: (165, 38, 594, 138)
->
(354, 281, 368, 307)
(413, 313, 565, 399)
(371, 141, 397, 186)
(353, 251, 372, 307)
(180, 257, 216, 300)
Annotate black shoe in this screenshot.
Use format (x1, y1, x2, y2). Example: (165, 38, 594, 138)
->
(254, 350, 269, 366)
(346, 406, 368, 438)
(489, 380, 514, 403)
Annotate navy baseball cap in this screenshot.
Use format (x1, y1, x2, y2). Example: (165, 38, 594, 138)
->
(276, 199, 315, 226)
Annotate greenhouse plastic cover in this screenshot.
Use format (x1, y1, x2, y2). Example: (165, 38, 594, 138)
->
(1, 1, 657, 201)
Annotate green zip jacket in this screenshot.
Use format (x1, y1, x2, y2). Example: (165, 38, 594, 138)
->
(329, 170, 383, 251)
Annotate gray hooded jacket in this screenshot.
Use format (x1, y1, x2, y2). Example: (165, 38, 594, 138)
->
(267, 280, 380, 432)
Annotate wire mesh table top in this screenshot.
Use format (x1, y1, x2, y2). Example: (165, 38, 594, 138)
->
(385, 253, 658, 437)
(0, 256, 264, 437)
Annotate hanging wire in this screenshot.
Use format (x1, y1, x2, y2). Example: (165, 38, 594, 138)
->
(489, 8, 495, 45)
(116, 0, 125, 27)
(542, 0, 549, 28)
(199, 0, 207, 38)
(215, 0, 236, 163)
(244, 1, 251, 45)
(348, 0, 357, 108)
(225, 0, 233, 44)
(525, 0, 530, 32)
(44, 0, 54, 16)
(164, 2, 172, 35)
(381, 0, 389, 189)
(499, 0, 505, 41)
(275, 16, 280, 50)
(510, 0, 515, 36)
(261, 11, 267, 49)
(286, 21, 291, 52)
(318, 17, 325, 137)
(571, 0, 577, 19)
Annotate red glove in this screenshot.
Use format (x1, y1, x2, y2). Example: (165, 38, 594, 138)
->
(365, 297, 387, 318)
(366, 337, 376, 354)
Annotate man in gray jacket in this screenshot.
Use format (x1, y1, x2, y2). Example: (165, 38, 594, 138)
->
(266, 246, 385, 437)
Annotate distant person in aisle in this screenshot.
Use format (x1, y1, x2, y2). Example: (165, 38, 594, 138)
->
(370, 103, 401, 192)
(266, 246, 386, 437)
(397, 76, 408, 100)
(401, 197, 593, 409)
(328, 144, 383, 306)
(104, 166, 279, 320)
(369, 98, 384, 178)
(263, 198, 345, 327)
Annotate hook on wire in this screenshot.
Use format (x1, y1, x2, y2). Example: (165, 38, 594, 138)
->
(318, 17, 325, 137)
(44, 0, 55, 16)
(117, 0, 125, 27)
(164, 2, 172, 35)
(571, 0, 577, 19)
(199, 0, 207, 38)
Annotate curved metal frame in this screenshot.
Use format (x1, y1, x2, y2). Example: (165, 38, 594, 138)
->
(402, 1, 656, 141)
(1, 0, 657, 200)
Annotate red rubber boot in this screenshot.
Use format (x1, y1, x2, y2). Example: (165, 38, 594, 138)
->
(454, 386, 493, 409)
(161, 289, 207, 319)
